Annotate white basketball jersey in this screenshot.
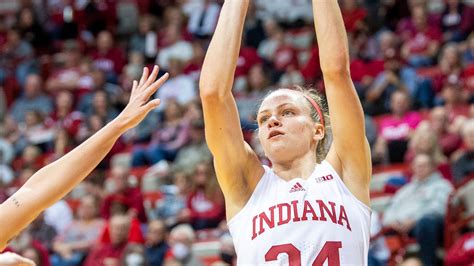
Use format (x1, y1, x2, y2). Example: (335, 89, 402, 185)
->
(228, 160, 371, 266)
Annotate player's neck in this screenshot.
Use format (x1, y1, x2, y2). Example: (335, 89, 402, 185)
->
(271, 153, 317, 181)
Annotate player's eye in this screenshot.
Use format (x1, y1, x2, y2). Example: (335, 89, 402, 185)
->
(282, 110, 294, 116)
(259, 116, 269, 124)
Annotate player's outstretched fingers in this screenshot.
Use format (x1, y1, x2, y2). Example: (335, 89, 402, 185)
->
(143, 98, 162, 113)
(142, 65, 159, 89)
(138, 66, 150, 87)
(143, 72, 169, 100)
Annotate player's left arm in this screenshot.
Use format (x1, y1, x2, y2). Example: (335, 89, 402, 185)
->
(0, 66, 168, 250)
(312, 0, 371, 206)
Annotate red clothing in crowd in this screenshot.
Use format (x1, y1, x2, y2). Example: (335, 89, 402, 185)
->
(350, 58, 384, 83)
(84, 242, 128, 266)
(101, 187, 148, 223)
(235, 47, 262, 77)
(273, 45, 299, 72)
(404, 26, 442, 56)
(90, 48, 126, 76)
(300, 47, 322, 83)
(99, 217, 144, 244)
(342, 7, 367, 32)
(445, 232, 474, 266)
(187, 190, 224, 223)
(45, 111, 83, 138)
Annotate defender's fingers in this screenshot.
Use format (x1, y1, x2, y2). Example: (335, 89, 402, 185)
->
(143, 65, 159, 88)
(143, 72, 169, 100)
(130, 80, 138, 95)
(143, 98, 161, 112)
(138, 67, 149, 87)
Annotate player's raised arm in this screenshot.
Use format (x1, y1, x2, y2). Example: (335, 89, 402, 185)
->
(0, 66, 169, 250)
(199, 0, 264, 218)
(312, 0, 371, 205)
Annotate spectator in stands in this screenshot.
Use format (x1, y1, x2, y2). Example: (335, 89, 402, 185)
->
(399, 256, 423, 266)
(383, 154, 454, 266)
(84, 214, 131, 266)
(463, 32, 474, 65)
(257, 18, 283, 62)
(172, 119, 211, 175)
(452, 119, 474, 184)
(341, 0, 368, 33)
(187, 0, 221, 39)
(236, 64, 273, 126)
(51, 195, 104, 266)
(132, 99, 190, 167)
(13, 145, 43, 172)
(164, 224, 203, 266)
(440, 0, 468, 42)
(373, 90, 422, 163)
(129, 15, 158, 61)
(211, 233, 236, 266)
(156, 24, 194, 70)
(84, 90, 119, 123)
(365, 50, 411, 115)
(18, 111, 55, 151)
(427, 106, 463, 157)
(90, 30, 126, 83)
(155, 58, 197, 110)
(45, 40, 82, 94)
(405, 122, 447, 165)
(16, 7, 50, 52)
(400, 3, 442, 68)
(145, 219, 169, 266)
(44, 198, 73, 235)
(436, 78, 471, 118)
(431, 43, 463, 95)
(9, 74, 53, 123)
(186, 161, 225, 230)
(45, 91, 83, 139)
(28, 214, 57, 252)
(101, 165, 147, 224)
(445, 231, 474, 266)
(153, 171, 190, 227)
(0, 27, 36, 86)
(122, 243, 147, 266)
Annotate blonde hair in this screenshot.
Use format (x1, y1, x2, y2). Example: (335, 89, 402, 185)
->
(261, 85, 332, 163)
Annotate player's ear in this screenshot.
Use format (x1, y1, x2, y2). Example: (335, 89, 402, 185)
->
(313, 123, 324, 142)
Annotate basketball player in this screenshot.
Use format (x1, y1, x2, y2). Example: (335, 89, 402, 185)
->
(199, 0, 371, 265)
(0, 66, 168, 252)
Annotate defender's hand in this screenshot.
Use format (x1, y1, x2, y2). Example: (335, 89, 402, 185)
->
(115, 65, 169, 130)
(0, 252, 35, 266)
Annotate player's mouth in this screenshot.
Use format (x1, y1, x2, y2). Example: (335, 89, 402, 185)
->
(268, 130, 284, 139)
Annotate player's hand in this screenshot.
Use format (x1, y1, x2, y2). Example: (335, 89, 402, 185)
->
(115, 65, 169, 130)
(0, 252, 35, 266)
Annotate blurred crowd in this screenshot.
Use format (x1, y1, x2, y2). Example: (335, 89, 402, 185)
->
(0, 0, 474, 265)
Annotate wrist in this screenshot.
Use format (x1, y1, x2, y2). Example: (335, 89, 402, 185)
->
(109, 117, 130, 134)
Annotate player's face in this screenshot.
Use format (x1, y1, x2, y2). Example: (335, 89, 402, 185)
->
(257, 90, 321, 164)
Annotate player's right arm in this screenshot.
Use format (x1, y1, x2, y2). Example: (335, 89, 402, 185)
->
(199, 0, 264, 219)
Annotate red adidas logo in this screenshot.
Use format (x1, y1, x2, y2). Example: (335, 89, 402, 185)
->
(289, 182, 306, 193)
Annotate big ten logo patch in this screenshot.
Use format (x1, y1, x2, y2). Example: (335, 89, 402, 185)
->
(315, 174, 334, 183)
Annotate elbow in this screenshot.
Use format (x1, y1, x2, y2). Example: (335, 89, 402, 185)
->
(199, 86, 227, 102)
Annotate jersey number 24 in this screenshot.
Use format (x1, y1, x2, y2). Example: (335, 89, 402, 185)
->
(265, 241, 342, 266)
